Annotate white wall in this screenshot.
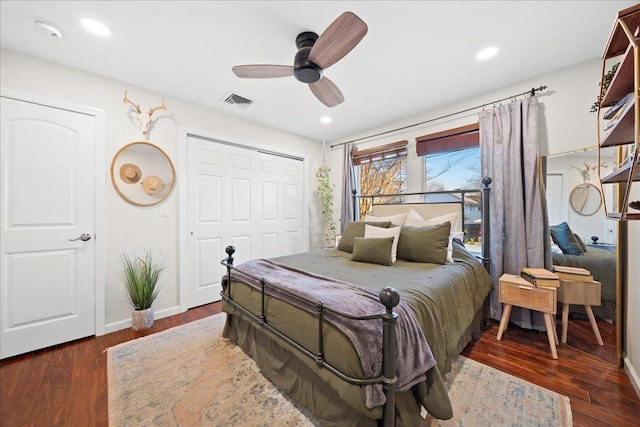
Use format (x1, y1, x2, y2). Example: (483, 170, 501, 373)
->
(328, 58, 640, 395)
(0, 48, 325, 329)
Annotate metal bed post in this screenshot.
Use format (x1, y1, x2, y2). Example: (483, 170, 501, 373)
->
(380, 287, 400, 427)
(481, 177, 492, 273)
(223, 245, 235, 300)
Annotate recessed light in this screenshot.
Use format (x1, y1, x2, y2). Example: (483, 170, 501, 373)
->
(476, 46, 498, 61)
(320, 116, 332, 124)
(81, 18, 111, 37)
(34, 20, 62, 39)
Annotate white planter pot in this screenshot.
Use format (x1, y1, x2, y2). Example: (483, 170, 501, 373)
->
(132, 307, 154, 331)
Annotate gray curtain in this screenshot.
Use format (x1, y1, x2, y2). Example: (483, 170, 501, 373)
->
(341, 143, 358, 233)
(479, 97, 552, 331)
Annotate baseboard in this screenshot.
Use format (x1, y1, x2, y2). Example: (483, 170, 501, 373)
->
(623, 352, 640, 399)
(104, 305, 181, 334)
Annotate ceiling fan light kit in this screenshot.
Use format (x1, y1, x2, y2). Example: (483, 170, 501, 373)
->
(232, 12, 368, 107)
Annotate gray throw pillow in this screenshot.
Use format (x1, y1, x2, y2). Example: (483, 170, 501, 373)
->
(337, 221, 392, 253)
(396, 222, 451, 264)
(351, 237, 395, 266)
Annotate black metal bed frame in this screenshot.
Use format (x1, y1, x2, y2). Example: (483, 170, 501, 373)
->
(220, 177, 492, 427)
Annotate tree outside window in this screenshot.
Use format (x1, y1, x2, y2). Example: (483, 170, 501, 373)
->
(359, 156, 407, 219)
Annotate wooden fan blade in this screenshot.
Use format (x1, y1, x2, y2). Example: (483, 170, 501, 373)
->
(232, 65, 294, 78)
(309, 11, 368, 70)
(309, 77, 344, 108)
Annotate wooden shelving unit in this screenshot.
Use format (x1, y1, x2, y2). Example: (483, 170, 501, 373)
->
(597, 4, 640, 221)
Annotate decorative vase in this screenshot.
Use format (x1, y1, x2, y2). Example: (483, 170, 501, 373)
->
(132, 308, 154, 331)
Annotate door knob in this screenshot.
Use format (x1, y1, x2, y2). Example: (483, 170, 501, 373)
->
(69, 233, 92, 242)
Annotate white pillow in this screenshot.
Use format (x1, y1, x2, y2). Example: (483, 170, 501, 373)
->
(406, 209, 423, 222)
(364, 224, 401, 263)
(363, 212, 408, 226)
(405, 212, 461, 263)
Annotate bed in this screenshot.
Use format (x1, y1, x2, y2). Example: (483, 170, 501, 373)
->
(220, 182, 493, 427)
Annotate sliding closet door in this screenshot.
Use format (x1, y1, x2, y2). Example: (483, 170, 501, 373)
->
(184, 135, 304, 309)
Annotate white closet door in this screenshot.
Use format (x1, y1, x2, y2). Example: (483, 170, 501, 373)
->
(1, 96, 96, 359)
(185, 135, 304, 309)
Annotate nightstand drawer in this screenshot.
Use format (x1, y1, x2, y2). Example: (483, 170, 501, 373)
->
(558, 280, 601, 306)
(499, 274, 557, 314)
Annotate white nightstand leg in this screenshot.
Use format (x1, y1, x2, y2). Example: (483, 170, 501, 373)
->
(497, 304, 512, 340)
(584, 305, 604, 346)
(543, 313, 558, 360)
(561, 303, 570, 344)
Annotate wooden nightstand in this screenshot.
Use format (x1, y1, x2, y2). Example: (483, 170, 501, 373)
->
(558, 279, 603, 346)
(496, 274, 559, 359)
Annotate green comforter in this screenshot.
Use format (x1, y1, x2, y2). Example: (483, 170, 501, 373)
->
(222, 241, 492, 426)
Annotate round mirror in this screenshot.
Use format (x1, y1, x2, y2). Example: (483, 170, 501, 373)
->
(110, 142, 175, 206)
(570, 183, 602, 216)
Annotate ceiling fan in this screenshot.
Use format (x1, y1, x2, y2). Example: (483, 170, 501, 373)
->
(231, 12, 368, 108)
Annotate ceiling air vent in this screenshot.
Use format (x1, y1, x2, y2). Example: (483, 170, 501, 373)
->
(222, 92, 253, 109)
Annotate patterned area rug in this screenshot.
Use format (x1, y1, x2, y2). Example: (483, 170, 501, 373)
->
(107, 313, 572, 426)
(424, 357, 573, 426)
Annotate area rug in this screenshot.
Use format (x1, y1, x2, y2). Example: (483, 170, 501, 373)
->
(424, 357, 573, 426)
(107, 313, 572, 426)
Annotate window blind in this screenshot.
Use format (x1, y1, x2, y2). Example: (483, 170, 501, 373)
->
(351, 140, 408, 165)
(415, 123, 479, 157)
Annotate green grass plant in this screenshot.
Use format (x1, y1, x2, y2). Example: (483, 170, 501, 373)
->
(122, 250, 167, 310)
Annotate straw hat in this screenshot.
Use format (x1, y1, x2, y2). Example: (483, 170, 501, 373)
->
(142, 175, 164, 195)
(120, 163, 141, 184)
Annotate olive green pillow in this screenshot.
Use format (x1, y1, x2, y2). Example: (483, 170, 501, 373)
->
(351, 237, 395, 266)
(574, 233, 588, 253)
(337, 221, 392, 253)
(396, 222, 451, 264)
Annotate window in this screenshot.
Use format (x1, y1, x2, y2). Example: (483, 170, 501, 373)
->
(352, 141, 407, 220)
(416, 124, 482, 244)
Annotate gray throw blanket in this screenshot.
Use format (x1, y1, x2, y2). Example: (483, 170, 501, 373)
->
(229, 258, 437, 408)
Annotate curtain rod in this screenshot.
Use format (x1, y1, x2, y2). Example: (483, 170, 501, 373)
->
(330, 85, 548, 149)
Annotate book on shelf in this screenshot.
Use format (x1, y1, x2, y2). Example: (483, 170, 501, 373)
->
(520, 268, 560, 288)
(602, 94, 635, 132)
(603, 92, 635, 120)
(551, 265, 594, 282)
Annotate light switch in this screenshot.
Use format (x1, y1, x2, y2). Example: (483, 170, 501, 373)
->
(160, 204, 168, 217)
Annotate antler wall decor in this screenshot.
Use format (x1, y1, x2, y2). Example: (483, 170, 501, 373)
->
(568, 160, 608, 182)
(123, 90, 167, 136)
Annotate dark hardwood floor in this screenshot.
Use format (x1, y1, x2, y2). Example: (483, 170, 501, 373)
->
(1, 302, 638, 426)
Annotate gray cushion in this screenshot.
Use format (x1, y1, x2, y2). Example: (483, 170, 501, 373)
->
(351, 237, 395, 266)
(396, 222, 451, 264)
(550, 222, 584, 255)
(337, 221, 392, 253)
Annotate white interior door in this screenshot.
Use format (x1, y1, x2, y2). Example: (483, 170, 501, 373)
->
(185, 135, 304, 309)
(1, 96, 96, 359)
(546, 173, 564, 226)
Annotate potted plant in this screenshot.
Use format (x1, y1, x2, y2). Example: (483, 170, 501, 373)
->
(121, 250, 167, 331)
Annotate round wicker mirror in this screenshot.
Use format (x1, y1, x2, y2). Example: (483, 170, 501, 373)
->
(110, 141, 175, 206)
(570, 183, 602, 216)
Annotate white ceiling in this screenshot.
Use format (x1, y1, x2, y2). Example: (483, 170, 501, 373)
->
(1, 1, 636, 142)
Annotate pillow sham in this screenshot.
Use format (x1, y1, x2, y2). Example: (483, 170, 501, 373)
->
(550, 222, 584, 255)
(363, 212, 408, 226)
(396, 222, 451, 264)
(351, 237, 395, 266)
(337, 221, 392, 253)
(364, 224, 401, 263)
(404, 212, 460, 263)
